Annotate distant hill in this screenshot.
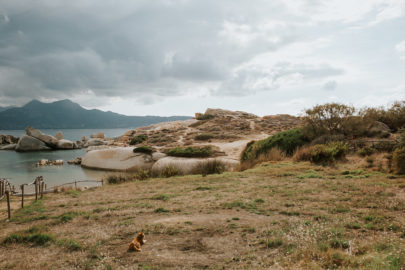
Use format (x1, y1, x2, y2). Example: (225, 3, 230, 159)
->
(0, 106, 15, 113)
(0, 99, 191, 129)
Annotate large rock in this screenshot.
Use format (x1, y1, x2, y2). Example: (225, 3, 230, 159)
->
(367, 121, 391, 138)
(151, 157, 238, 175)
(0, 135, 19, 145)
(90, 132, 105, 139)
(0, 144, 16, 150)
(84, 138, 107, 147)
(25, 127, 58, 147)
(55, 131, 63, 140)
(15, 135, 52, 152)
(57, 139, 76, 149)
(81, 147, 155, 171)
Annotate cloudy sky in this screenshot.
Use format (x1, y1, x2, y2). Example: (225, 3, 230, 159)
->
(0, 0, 404, 116)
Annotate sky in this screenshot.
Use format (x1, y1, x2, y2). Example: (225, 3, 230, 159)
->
(0, 0, 404, 116)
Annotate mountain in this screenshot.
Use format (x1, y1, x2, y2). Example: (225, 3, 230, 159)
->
(0, 99, 191, 129)
(0, 106, 15, 113)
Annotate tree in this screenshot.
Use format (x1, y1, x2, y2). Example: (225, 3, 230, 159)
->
(304, 103, 355, 137)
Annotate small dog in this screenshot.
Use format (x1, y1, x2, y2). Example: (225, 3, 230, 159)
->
(128, 232, 146, 252)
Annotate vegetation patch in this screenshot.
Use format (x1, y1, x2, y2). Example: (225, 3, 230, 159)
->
(192, 159, 225, 175)
(393, 147, 405, 174)
(129, 134, 147, 145)
(294, 142, 347, 164)
(241, 129, 308, 163)
(167, 146, 211, 158)
(133, 145, 153, 154)
(196, 114, 214, 120)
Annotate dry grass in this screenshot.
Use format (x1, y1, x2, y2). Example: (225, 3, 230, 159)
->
(1, 159, 405, 269)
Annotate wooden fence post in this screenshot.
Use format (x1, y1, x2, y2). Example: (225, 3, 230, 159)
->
(35, 179, 38, 201)
(21, 185, 24, 208)
(40, 181, 44, 199)
(6, 190, 11, 219)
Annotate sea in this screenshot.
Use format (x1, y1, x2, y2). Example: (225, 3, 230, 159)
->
(0, 129, 131, 189)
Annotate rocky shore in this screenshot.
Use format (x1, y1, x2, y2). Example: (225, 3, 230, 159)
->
(0, 108, 302, 174)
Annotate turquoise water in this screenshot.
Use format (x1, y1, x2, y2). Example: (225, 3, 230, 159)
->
(0, 129, 129, 188)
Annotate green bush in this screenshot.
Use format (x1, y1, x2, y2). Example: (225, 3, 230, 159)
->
(393, 147, 405, 174)
(106, 174, 131, 184)
(129, 134, 147, 145)
(194, 133, 215, 141)
(241, 129, 308, 162)
(309, 142, 348, 164)
(294, 142, 348, 164)
(167, 146, 211, 158)
(133, 146, 153, 154)
(196, 114, 214, 120)
(309, 142, 347, 164)
(361, 101, 405, 132)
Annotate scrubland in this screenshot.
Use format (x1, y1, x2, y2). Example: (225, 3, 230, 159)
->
(1, 156, 404, 269)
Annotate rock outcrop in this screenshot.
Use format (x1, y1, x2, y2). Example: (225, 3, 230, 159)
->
(55, 131, 63, 140)
(0, 135, 19, 145)
(26, 127, 59, 148)
(57, 139, 76, 149)
(0, 144, 16, 150)
(81, 147, 158, 171)
(15, 135, 52, 152)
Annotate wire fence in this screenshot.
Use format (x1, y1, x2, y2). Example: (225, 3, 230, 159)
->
(1, 176, 103, 219)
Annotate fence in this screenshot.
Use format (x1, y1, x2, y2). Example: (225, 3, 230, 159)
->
(1, 177, 103, 219)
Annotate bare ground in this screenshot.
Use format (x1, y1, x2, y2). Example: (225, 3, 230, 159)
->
(1, 157, 405, 269)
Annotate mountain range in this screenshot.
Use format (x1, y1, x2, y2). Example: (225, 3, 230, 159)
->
(0, 99, 191, 129)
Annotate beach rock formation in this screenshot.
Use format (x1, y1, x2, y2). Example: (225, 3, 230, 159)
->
(57, 139, 76, 149)
(15, 135, 52, 152)
(0, 144, 16, 150)
(85, 138, 107, 147)
(0, 135, 19, 145)
(81, 147, 157, 171)
(90, 132, 105, 139)
(26, 127, 59, 148)
(55, 131, 63, 140)
(36, 159, 64, 166)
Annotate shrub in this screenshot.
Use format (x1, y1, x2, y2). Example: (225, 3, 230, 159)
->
(192, 160, 226, 175)
(129, 134, 147, 145)
(167, 146, 211, 158)
(393, 147, 405, 174)
(241, 129, 308, 163)
(294, 142, 347, 164)
(133, 146, 153, 154)
(304, 103, 356, 137)
(133, 169, 150, 180)
(361, 101, 405, 131)
(194, 133, 215, 141)
(159, 165, 181, 178)
(106, 174, 131, 184)
(196, 114, 214, 120)
(311, 134, 345, 145)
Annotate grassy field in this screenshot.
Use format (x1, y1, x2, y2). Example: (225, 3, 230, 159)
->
(1, 157, 405, 269)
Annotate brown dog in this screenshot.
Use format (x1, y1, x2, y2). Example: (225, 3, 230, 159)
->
(128, 232, 146, 252)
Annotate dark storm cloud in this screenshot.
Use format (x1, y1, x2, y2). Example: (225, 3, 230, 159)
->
(0, 0, 309, 104)
(1, 0, 400, 107)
